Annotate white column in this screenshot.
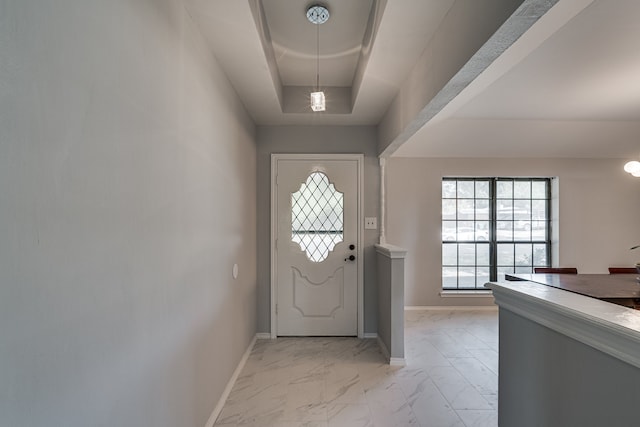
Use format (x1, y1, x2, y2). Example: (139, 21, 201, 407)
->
(379, 157, 387, 245)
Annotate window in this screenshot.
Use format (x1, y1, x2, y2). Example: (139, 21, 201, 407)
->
(291, 172, 344, 262)
(442, 178, 551, 290)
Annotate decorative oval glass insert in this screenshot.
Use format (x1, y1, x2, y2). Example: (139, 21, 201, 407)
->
(291, 172, 344, 262)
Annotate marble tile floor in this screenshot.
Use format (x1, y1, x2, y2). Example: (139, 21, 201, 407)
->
(215, 309, 498, 427)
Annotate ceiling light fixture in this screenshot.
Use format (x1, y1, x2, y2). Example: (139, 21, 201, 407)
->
(307, 5, 329, 112)
(624, 159, 640, 177)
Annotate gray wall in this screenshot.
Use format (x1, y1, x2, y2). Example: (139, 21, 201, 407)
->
(499, 309, 640, 427)
(256, 126, 380, 334)
(376, 248, 405, 360)
(0, 2, 257, 426)
(387, 157, 640, 307)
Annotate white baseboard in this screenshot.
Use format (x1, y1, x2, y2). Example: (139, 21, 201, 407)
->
(362, 333, 378, 339)
(440, 290, 495, 298)
(389, 357, 406, 366)
(375, 336, 405, 366)
(204, 334, 258, 427)
(255, 333, 272, 339)
(405, 305, 498, 311)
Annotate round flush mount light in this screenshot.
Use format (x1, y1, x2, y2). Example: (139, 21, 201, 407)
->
(307, 5, 330, 25)
(624, 160, 640, 177)
(623, 160, 640, 174)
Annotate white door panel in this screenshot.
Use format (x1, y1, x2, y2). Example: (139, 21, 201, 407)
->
(275, 159, 359, 336)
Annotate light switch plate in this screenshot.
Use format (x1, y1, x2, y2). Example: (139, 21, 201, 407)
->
(364, 217, 377, 230)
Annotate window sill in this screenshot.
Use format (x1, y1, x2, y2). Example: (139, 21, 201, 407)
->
(440, 290, 494, 298)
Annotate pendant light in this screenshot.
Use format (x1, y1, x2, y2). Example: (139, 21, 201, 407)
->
(307, 5, 329, 112)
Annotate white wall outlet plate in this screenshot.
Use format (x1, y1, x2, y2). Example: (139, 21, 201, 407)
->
(364, 217, 377, 230)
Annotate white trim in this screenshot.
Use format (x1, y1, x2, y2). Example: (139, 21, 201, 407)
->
(204, 335, 257, 427)
(270, 155, 278, 339)
(363, 332, 378, 339)
(379, 157, 386, 245)
(374, 243, 407, 259)
(270, 154, 365, 339)
(375, 335, 406, 366)
(440, 290, 495, 298)
(255, 333, 272, 340)
(405, 305, 498, 311)
(487, 281, 640, 370)
(357, 154, 364, 339)
(389, 357, 406, 366)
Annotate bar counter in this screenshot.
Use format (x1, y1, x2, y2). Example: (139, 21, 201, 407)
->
(505, 273, 640, 308)
(486, 279, 640, 427)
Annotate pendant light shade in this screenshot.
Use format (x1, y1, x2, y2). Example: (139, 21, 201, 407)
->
(310, 91, 326, 112)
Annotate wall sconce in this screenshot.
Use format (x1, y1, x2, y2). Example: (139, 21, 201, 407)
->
(624, 160, 640, 177)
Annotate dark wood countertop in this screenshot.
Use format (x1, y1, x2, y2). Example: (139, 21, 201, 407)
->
(505, 273, 640, 301)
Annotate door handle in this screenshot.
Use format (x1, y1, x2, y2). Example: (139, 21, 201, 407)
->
(349, 244, 355, 250)
(344, 255, 356, 262)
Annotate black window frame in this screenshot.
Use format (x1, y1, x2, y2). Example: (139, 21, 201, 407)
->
(442, 177, 552, 290)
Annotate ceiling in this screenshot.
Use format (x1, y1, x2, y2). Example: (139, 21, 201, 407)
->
(185, 0, 456, 125)
(263, 1, 374, 87)
(186, 0, 640, 159)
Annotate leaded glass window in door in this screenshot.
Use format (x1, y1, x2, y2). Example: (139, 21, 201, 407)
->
(291, 172, 344, 262)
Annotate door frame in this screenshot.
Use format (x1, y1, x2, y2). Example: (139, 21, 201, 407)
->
(271, 153, 364, 338)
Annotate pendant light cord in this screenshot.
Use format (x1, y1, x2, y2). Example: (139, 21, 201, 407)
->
(316, 22, 320, 91)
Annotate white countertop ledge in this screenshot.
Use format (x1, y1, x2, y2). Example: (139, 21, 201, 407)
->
(374, 243, 407, 259)
(486, 280, 640, 369)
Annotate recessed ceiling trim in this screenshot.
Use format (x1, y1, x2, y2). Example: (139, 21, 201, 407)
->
(251, 0, 383, 115)
(351, 0, 387, 110)
(248, 0, 284, 108)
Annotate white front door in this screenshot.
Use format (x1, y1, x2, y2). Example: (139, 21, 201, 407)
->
(273, 156, 361, 336)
